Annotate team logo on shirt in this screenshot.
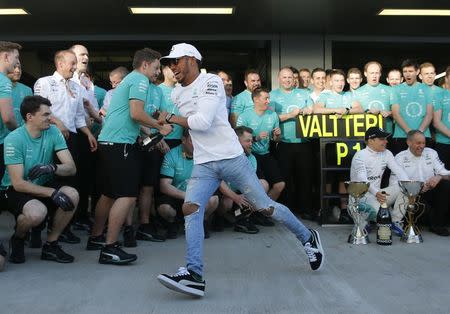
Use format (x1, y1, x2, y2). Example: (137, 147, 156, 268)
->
(287, 105, 299, 113)
(405, 102, 423, 118)
(205, 82, 218, 96)
(368, 100, 385, 111)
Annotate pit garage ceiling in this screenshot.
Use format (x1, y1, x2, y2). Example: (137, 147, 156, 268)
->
(0, 0, 449, 38)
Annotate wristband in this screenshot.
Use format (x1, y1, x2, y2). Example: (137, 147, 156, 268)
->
(165, 113, 174, 123)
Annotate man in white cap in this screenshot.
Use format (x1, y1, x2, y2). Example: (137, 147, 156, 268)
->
(156, 43, 324, 298)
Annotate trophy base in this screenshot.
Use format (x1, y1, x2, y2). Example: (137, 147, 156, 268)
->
(348, 234, 370, 244)
(401, 234, 423, 243)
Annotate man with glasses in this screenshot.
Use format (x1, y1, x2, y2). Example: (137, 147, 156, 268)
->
(156, 43, 324, 298)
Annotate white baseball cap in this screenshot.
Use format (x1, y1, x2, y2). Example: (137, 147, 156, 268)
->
(160, 43, 202, 62)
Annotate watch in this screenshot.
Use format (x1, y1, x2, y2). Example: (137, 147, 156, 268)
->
(165, 113, 174, 123)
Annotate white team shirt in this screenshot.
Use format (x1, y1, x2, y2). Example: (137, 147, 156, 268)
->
(392, 148, 450, 182)
(72, 71, 100, 113)
(34, 71, 86, 133)
(172, 73, 243, 164)
(350, 147, 409, 195)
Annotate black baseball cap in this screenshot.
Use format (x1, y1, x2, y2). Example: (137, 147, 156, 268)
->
(365, 127, 391, 140)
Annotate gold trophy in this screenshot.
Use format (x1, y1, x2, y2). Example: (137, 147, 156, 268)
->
(345, 181, 370, 244)
(398, 181, 425, 243)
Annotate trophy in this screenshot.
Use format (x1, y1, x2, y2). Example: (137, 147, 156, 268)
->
(398, 181, 425, 243)
(345, 181, 371, 244)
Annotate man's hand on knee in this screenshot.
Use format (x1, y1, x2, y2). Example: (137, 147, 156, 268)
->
(51, 189, 75, 212)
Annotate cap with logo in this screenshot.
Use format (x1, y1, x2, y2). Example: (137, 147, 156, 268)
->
(160, 43, 202, 64)
(365, 127, 391, 140)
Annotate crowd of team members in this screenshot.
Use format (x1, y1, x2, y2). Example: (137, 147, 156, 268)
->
(0, 39, 449, 270)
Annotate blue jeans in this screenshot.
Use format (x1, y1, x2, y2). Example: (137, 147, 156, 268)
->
(184, 154, 312, 276)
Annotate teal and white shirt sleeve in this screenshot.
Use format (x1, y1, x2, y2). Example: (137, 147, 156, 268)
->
(160, 150, 176, 178)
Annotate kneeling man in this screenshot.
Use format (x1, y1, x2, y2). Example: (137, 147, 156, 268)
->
(3, 96, 79, 264)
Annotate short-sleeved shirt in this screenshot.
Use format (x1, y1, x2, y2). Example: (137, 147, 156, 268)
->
(98, 71, 149, 144)
(11, 83, 33, 128)
(160, 145, 193, 192)
(1, 125, 67, 188)
(231, 90, 253, 116)
(270, 88, 312, 143)
(428, 84, 445, 109)
(354, 83, 396, 133)
(392, 82, 432, 138)
(0, 72, 13, 144)
(236, 109, 279, 155)
(159, 83, 183, 140)
(94, 85, 107, 107)
(316, 91, 354, 109)
(434, 89, 450, 144)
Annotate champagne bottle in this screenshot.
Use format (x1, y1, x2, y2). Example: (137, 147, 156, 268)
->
(376, 191, 392, 245)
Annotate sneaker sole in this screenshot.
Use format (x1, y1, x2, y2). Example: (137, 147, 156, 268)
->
(41, 254, 74, 263)
(234, 226, 259, 234)
(136, 233, 165, 242)
(157, 275, 205, 297)
(98, 255, 137, 265)
(310, 229, 325, 271)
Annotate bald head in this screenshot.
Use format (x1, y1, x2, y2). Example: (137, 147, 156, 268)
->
(278, 67, 294, 91)
(70, 44, 89, 73)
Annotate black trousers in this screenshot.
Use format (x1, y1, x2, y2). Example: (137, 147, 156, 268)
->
(435, 143, 450, 170)
(276, 141, 314, 214)
(421, 180, 450, 228)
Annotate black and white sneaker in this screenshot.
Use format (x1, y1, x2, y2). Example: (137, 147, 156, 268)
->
(98, 242, 137, 265)
(136, 223, 165, 242)
(58, 228, 81, 244)
(304, 229, 324, 271)
(41, 242, 74, 263)
(86, 235, 106, 251)
(157, 267, 205, 297)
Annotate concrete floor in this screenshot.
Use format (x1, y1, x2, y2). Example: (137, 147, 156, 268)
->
(1, 212, 449, 314)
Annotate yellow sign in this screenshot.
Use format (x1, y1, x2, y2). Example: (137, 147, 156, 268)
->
(296, 114, 384, 138)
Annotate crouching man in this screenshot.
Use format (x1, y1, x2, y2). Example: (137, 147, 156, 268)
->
(350, 127, 409, 236)
(3, 96, 79, 264)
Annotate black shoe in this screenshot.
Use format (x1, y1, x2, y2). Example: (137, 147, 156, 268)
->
(234, 217, 259, 234)
(251, 211, 275, 227)
(300, 212, 316, 221)
(166, 222, 178, 239)
(9, 235, 25, 264)
(304, 229, 324, 271)
(99, 242, 137, 265)
(136, 223, 165, 242)
(204, 221, 211, 239)
(58, 228, 81, 244)
(73, 218, 92, 232)
(123, 226, 137, 248)
(41, 241, 74, 263)
(86, 234, 106, 250)
(430, 226, 450, 236)
(157, 267, 205, 297)
(29, 229, 42, 248)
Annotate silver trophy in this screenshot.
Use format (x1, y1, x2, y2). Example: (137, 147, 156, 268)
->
(345, 181, 371, 244)
(398, 181, 425, 243)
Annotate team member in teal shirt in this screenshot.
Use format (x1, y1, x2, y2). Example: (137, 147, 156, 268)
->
(157, 130, 218, 239)
(314, 69, 363, 115)
(94, 85, 107, 107)
(433, 68, 450, 168)
(391, 59, 433, 154)
(159, 65, 183, 144)
(270, 67, 315, 219)
(355, 61, 396, 133)
(218, 126, 270, 234)
(230, 69, 261, 127)
(3, 95, 79, 264)
(236, 87, 285, 202)
(130, 71, 168, 244)
(7, 61, 32, 127)
(345, 68, 363, 96)
(90, 48, 172, 265)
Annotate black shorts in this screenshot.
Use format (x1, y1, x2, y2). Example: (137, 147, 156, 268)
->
(254, 153, 284, 186)
(141, 149, 164, 187)
(156, 193, 184, 221)
(97, 142, 142, 199)
(5, 181, 61, 219)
